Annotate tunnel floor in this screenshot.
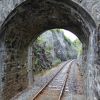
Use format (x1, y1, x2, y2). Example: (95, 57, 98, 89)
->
(11, 60, 84, 100)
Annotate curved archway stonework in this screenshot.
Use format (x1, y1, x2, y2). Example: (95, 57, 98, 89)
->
(0, 0, 99, 100)
(0, 0, 96, 48)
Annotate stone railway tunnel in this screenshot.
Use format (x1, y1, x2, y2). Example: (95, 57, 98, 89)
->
(0, 0, 99, 100)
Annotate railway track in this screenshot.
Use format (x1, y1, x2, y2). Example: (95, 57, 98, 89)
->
(31, 60, 73, 100)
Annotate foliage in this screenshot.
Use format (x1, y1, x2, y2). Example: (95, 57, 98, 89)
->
(73, 39, 82, 55)
(52, 59, 61, 66)
(50, 29, 63, 34)
(36, 37, 44, 44)
(64, 35, 72, 46)
(63, 33, 82, 57)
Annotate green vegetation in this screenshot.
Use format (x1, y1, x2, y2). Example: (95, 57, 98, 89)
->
(32, 29, 82, 75)
(73, 39, 82, 56)
(36, 37, 44, 44)
(53, 59, 61, 65)
(64, 33, 82, 57)
(64, 35, 72, 46)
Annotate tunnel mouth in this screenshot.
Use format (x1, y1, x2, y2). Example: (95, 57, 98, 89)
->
(31, 28, 82, 70)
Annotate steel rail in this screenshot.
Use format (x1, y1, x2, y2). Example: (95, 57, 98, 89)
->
(58, 61, 73, 100)
(31, 60, 72, 100)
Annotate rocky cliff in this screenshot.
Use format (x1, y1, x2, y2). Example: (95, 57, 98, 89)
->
(32, 29, 78, 73)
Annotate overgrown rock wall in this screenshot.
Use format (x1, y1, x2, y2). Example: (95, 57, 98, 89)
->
(32, 29, 78, 73)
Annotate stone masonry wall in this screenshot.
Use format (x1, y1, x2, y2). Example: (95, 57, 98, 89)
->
(0, 41, 6, 100)
(2, 47, 28, 100)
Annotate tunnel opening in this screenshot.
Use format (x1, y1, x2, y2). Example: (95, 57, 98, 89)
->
(10, 28, 84, 100)
(29, 28, 82, 74)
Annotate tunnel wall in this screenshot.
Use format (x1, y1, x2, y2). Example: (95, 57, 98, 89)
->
(0, 41, 6, 100)
(93, 26, 100, 99)
(2, 45, 28, 100)
(0, 0, 100, 27)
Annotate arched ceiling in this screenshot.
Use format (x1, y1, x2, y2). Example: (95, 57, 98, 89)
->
(0, 0, 96, 51)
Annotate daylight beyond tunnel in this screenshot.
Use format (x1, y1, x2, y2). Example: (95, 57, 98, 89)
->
(31, 29, 82, 73)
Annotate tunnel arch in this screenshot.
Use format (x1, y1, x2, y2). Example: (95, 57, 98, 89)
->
(0, 0, 96, 50)
(0, 0, 98, 100)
